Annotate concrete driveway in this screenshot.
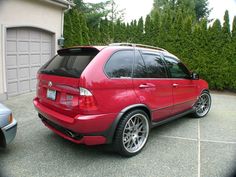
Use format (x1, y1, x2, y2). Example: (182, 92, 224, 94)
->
(0, 92, 236, 177)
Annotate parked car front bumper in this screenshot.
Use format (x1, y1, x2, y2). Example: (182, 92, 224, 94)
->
(1, 118, 17, 145)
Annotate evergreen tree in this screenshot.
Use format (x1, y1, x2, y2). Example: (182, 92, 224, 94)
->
(79, 13, 90, 45)
(144, 15, 155, 45)
(230, 17, 236, 89)
(64, 10, 73, 47)
(222, 10, 231, 40)
(137, 17, 144, 43)
(194, 0, 211, 21)
(63, 8, 90, 47)
(232, 16, 236, 38)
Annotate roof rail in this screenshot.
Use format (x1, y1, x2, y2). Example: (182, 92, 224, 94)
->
(109, 43, 167, 51)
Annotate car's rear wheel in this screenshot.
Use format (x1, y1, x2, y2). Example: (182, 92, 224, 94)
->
(113, 110, 150, 157)
(193, 91, 211, 118)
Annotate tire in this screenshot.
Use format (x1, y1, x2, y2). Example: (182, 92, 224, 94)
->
(113, 110, 150, 157)
(192, 91, 211, 118)
(0, 130, 6, 148)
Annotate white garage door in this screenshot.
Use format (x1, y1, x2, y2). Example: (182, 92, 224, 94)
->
(6, 27, 54, 96)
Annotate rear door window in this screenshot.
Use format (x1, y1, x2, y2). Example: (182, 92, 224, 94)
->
(134, 51, 167, 78)
(39, 48, 98, 78)
(105, 50, 134, 78)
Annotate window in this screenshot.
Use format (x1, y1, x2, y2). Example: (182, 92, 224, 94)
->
(105, 50, 133, 78)
(164, 56, 191, 79)
(39, 54, 96, 78)
(133, 51, 167, 78)
(133, 51, 146, 78)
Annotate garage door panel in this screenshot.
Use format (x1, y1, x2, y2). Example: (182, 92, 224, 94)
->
(18, 41, 29, 52)
(7, 82, 18, 94)
(42, 42, 51, 53)
(19, 67, 30, 79)
(19, 54, 30, 66)
(31, 54, 40, 65)
(19, 80, 30, 92)
(6, 27, 53, 96)
(6, 55, 17, 67)
(7, 41, 17, 53)
(30, 30, 41, 40)
(7, 69, 17, 81)
(17, 29, 30, 40)
(30, 42, 41, 53)
(7, 29, 17, 39)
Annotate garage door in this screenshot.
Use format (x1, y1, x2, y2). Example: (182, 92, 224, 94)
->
(6, 27, 54, 96)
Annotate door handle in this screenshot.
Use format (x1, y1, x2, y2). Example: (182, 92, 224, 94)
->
(139, 83, 155, 89)
(173, 83, 179, 87)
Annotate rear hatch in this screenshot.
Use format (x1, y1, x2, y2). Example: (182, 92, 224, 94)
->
(36, 47, 100, 117)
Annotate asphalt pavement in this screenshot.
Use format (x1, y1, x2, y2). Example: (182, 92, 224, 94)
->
(0, 92, 236, 177)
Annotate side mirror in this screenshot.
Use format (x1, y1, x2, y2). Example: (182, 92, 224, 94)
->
(191, 72, 199, 80)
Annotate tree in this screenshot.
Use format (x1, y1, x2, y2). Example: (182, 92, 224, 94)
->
(106, 0, 125, 40)
(79, 13, 90, 45)
(63, 8, 90, 47)
(64, 9, 82, 47)
(222, 10, 231, 39)
(230, 16, 236, 89)
(194, 0, 211, 21)
(152, 0, 211, 21)
(136, 17, 144, 43)
(232, 16, 236, 38)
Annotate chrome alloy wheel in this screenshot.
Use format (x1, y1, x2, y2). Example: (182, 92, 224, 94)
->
(122, 113, 149, 153)
(195, 92, 211, 117)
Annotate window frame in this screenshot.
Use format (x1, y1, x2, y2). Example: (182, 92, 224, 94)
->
(104, 49, 135, 79)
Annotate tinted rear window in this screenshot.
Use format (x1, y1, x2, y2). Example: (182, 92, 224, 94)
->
(39, 49, 98, 78)
(105, 50, 133, 78)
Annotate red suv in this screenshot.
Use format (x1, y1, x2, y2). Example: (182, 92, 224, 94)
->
(33, 43, 211, 156)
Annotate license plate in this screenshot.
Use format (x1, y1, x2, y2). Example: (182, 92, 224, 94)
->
(47, 89, 56, 101)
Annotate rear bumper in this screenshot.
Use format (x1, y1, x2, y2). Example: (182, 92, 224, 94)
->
(33, 98, 117, 145)
(1, 119, 17, 146)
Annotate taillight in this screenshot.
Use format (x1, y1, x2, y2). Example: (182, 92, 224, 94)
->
(79, 87, 97, 111)
(8, 113, 13, 123)
(36, 74, 41, 97)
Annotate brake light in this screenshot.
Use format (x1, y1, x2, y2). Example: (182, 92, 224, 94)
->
(79, 87, 97, 111)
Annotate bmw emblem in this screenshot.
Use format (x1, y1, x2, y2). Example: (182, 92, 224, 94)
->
(48, 81, 52, 87)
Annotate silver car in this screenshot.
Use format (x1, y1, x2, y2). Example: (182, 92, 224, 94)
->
(0, 103, 17, 147)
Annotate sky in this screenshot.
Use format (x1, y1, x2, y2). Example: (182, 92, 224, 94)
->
(84, 0, 236, 25)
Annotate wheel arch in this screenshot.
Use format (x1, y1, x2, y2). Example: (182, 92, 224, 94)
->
(202, 89, 210, 93)
(104, 104, 152, 144)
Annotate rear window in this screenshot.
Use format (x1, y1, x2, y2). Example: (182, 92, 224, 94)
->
(39, 48, 98, 78)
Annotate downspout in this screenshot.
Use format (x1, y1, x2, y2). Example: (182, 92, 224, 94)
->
(59, 4, 72, 48)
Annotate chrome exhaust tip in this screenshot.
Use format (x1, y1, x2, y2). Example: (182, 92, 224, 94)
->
(65, 130, 75, 138)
